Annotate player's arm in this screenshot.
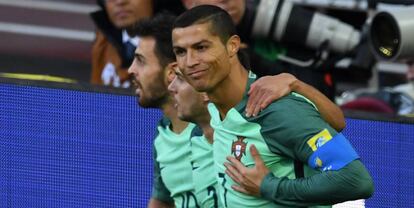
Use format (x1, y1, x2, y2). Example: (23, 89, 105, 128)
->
(246, 73, 345, 131)
(260, 160, 373, 206)
(226, 98, 373, 206)
(259, 101, 373, 206)
(149, 146, 174, 208)
(225, 148, 374, 206)
(290, 76, 345, 131)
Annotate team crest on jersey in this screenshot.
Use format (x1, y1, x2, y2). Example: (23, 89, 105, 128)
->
(231, 136, 247, 161)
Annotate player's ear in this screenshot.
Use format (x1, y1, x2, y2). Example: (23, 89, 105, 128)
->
(181, 0, 194, 9)
(165, 62, 178, 84)
(226, 35, 241, 58)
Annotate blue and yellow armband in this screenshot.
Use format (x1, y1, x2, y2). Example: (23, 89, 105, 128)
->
(307, 129, 359, 171)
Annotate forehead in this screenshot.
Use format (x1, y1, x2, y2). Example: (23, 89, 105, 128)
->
(172, 22, 217, 46)
(136, 37, 156, 56)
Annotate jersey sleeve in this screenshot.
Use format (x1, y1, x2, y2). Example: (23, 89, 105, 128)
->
(151, 144, 174, 203)
(260, 160, 374, 206)
(258, 93, 338, 163)
(256, 94, 373, 205)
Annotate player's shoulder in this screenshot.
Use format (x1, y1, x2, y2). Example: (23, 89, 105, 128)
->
(263, 92, 316, 113)
(154, 117, 172, 145)
(244, 93, 318, 127)
(154, 117, 169, 138)
(261, 93, 299, 112)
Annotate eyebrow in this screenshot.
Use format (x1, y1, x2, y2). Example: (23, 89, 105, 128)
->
(173, 39, 212, 50)
(134, 53, 145, 61)
(193, 40, 212, 46)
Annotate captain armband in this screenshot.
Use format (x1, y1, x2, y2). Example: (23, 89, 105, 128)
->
(306, 129, 359, 171)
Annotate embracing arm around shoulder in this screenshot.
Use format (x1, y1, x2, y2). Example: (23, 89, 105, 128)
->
(290, 78, 345, 131)
(246, 73, 345, 131)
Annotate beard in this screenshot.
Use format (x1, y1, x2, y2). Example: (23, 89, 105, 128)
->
(137, 77, 169, 108)
(138, 91, 168, 108)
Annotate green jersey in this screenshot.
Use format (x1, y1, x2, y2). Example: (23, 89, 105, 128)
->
(208, 73, 364, 207)
(152, 117, 199, 208)
(190, 126, 223, 208)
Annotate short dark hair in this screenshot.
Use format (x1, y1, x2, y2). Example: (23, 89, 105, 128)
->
(173, 5, 237, 44)
(131, 13, 176, 68)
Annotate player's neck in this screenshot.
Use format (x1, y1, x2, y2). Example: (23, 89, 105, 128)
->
(162, 100, 189, 134)
(208, 62, 248, 120)
(201, 125, 214, 144)
(194, 115, 214, 144)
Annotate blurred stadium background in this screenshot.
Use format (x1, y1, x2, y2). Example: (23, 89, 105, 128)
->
(0, 0, 96, 82)
(0, 0, 410, 86)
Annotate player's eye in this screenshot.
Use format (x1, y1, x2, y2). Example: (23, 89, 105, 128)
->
(173, 48, 186, 57)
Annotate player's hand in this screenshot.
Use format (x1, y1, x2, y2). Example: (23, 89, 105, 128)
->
(224, 145, 269, 196)
(246, 73, 297, 117)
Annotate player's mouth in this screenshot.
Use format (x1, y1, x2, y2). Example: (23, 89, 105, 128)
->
(132, 79, 142, 96)
(135, 88, 142, 97)
(187, 69, 207, 79)
(115, 10, 132, 20)
(173, 96, 179, 109)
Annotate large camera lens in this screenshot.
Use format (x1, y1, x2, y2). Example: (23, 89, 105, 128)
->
(370, 12, 400, 59)
(251, 0, 360, 54)
(369, 6, 414, 61)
